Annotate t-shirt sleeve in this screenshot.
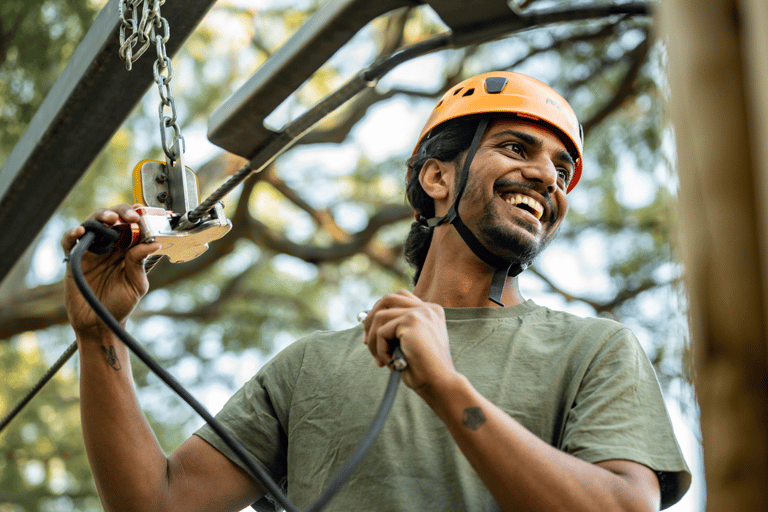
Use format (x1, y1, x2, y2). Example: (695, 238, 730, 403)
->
(560, 327, 692, 509)
(193, 338, 307, 487)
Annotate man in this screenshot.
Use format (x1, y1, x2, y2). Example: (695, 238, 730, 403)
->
(62, 71, 690, 512)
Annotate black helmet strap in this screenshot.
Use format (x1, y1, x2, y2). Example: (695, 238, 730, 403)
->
(419, 117, 527, 306)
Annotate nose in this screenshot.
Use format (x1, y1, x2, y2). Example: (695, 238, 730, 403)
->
(520, 156, 557, 193)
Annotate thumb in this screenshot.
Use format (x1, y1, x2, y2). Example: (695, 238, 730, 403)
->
(124, 241, 162, 281)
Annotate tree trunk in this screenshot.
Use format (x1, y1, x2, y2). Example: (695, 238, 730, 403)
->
(661, 0, 768, 509)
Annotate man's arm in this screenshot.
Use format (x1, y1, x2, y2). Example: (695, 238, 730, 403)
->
(422, 372, 660, 512)
(364, 290, 660, 512)
(64, 205, 263, 512)
(78, 332, 263, 512)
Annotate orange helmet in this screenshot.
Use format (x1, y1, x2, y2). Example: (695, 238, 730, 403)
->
(413, 71, 583, 192)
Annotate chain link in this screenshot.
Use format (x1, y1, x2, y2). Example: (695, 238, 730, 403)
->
(119, 0, 182, 162)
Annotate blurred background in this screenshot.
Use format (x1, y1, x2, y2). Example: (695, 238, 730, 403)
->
(0, 0, 705, 510)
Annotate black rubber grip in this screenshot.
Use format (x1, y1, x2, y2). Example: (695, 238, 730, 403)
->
(81, 220, 120, 255)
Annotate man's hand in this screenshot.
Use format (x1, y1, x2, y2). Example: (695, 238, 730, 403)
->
(362, 290, 458, 397)
(62, 204, 161, 337)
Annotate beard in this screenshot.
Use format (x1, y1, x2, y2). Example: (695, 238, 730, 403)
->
(469, 181, 559, 269)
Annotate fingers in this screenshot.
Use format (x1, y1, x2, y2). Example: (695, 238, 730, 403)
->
(61, 225, 86, 254)
(363, 289, 420, 332)
(84, 204, 140, 223)
(61, 204, 151, 259)
(123, 241, 162, 284)
(363, 290, 425, 367)
(365, 307, 411, 366)
(62, 204, 139, 253)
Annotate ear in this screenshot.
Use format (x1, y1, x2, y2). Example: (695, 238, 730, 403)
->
(419, 158, 454, 207)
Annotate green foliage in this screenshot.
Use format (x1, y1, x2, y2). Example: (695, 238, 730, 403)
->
(0, 0, 103, 163)
(1, 1, 696, 510)
(0, 333, 94, 510)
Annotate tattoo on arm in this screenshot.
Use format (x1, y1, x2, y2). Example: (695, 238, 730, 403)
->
(101, 345, 122, 371)
(462, 406, 486, 431)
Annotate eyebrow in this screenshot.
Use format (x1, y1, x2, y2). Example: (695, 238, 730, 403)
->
(490, 129, 576, 169)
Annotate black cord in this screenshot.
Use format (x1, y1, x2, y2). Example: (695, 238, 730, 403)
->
(305, 346, 404, 512)
(0, 223, 156, 438)
(69, 227, 405, 512)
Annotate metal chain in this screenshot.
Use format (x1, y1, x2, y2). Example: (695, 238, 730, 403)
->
(119, 0, 183, 162)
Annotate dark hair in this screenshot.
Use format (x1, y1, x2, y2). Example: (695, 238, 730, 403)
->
(404, 116, 481, 284)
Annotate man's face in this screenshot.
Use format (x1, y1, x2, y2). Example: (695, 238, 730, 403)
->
(456, 118, 573, 267)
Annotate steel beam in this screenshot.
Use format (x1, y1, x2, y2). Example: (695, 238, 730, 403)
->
(206, 0, 651, 160)
(206, 0, 523, 159)
(0, 0, 217, 284)
(207, 0, 418, 159)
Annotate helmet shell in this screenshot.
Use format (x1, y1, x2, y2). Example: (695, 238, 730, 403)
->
(413, 72, 583, 192)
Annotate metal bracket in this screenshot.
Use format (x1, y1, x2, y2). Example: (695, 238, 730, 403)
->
(136, 204, 231, 263)
(133, 159, 198, 211)
(166, 138, 195, 215)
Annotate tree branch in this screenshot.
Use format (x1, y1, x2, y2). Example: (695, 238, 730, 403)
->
(581, 33, 651, 137)
(0, 9, 27, 68)
(261, 166, 350, 243)
(137, 268, 322, 329)
(528, 265, 672, 315)
(245, 203, 413, 264)
(504, 19, 626, 71)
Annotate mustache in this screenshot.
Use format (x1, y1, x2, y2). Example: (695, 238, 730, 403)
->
(492, 178, 557, 221)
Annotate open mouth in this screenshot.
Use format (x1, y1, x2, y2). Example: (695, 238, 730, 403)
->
(500, 193, 544, 221)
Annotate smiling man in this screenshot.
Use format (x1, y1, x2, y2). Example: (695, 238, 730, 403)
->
(64, 71, 690, 512)
(354, 72, 691, 510)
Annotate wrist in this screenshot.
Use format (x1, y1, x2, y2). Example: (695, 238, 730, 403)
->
(75, 324, 123, 348)
(417, 371, 471, 410)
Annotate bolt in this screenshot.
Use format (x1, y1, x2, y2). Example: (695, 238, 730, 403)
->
(156, 192, 168, 203)
(155, 173, 167, 184)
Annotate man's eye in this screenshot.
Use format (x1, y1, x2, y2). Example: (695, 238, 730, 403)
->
(503, 142, 523, 154)
(557, 169, 570, 184)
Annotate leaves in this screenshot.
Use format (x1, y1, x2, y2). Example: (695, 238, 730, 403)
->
(0, 0, 101, 161)
(0, 1, 693, 510)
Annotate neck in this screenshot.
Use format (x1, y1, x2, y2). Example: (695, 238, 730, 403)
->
(412, 227, 526, 308)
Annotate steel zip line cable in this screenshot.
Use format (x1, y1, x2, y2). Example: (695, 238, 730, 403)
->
(179, 33, 452, 228)
(0, 248, 163, 436)
(0, 341, 78, 433)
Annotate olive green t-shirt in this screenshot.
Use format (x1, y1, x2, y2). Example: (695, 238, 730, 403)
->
(195, 300, 691, 510)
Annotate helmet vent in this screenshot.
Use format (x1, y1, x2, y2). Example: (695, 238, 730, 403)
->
(485, 76, 508, 94)
(462, 88, 475, 97)
(453, 88, 463, 95)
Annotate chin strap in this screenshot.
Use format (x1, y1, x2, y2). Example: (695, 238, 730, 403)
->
(419, 117, 528, 306)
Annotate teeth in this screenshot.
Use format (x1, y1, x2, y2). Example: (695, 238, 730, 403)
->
(503, 193, 544, 220)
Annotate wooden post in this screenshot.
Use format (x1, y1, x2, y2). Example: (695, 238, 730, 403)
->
(661, 0, 768, 509)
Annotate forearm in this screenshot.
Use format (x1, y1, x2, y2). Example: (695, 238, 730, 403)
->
(421, 374, 654, 512)
(78, 331, 170, 512)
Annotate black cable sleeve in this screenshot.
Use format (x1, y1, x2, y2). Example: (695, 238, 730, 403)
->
(363, 34, 451, 82)
(0, 340, 78, 435)
(81, 219, 120, 254)
(305, 351, 402, 512)
(70, 228, 405, 512)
